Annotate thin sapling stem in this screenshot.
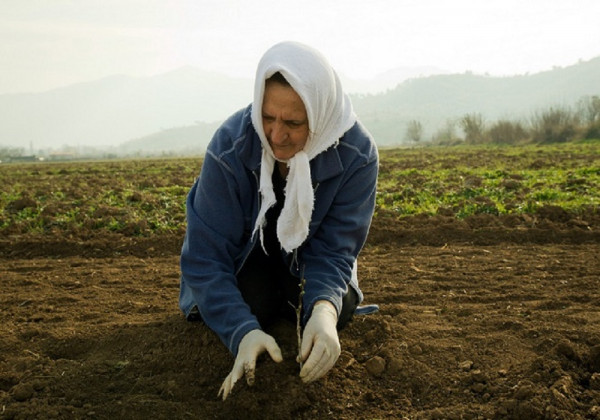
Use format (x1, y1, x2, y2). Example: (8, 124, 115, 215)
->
(296, 264, 306, 369)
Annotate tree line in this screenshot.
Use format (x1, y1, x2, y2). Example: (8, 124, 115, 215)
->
(405, 95, 600, 145)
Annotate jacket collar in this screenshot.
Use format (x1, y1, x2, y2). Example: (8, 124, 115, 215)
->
(239, 127, 262, 172)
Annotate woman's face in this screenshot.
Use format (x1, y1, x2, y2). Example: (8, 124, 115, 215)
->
(261, 81, 309, 161)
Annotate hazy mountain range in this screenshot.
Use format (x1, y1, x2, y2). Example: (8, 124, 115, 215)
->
(1, 57, 598, 154)
(353, 56, 600, 145)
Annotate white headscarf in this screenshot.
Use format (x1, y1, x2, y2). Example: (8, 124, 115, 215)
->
(251, 41, 356, 253)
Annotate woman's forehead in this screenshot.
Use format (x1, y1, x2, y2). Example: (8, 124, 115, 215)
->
(262, 83, 307, 117)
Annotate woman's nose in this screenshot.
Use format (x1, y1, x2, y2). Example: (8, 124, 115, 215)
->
(269, 121, 287, 144)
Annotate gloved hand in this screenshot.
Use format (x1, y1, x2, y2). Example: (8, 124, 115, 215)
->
(218, 329, 283, 400)
(298, 301, 340, 383)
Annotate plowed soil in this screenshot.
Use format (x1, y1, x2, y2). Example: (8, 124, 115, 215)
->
(1, 208, 599, 420)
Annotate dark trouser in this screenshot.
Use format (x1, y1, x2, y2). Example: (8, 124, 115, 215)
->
(237, 246, 358, 330)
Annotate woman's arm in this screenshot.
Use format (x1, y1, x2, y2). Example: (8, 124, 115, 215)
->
(180, 150, 261, 355)
(301, 143, 378, 321)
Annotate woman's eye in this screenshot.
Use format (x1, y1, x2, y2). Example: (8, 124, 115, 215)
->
(287, 121, 306, 128)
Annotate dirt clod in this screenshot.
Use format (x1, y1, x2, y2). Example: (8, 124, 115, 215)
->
(589, 345, 600, 373)
(365, 356, 386, 376)
(10, 383, 35, 402)
(590, 373, 600, 391)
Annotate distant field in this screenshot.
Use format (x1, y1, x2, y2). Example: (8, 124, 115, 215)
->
(1, 141, 598, 238)
(376, 141, 599, 217)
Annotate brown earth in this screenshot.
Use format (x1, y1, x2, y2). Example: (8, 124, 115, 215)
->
(1, 211, 599, 419)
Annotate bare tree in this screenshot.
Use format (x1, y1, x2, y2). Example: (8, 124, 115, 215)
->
(577, 96, 600, 139)
(487, 120, 528, 145)
(431, 120, 459, 145)
(459, 113, 485, 144)
(405, 119, 423, 143)
(530, 106, 578, 143)
(577, 95, 600, 125)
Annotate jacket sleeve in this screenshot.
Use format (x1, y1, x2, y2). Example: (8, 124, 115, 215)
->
(180, 148, 260, 356)
(301, 145, 378, 322)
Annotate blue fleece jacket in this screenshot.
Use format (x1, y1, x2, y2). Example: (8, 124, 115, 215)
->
(179, 105, 378, 355)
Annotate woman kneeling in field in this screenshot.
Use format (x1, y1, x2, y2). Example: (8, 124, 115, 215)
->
(179, 41, 378, 400)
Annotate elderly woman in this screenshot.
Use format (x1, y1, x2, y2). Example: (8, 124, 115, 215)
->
(179, 41, 378, 400)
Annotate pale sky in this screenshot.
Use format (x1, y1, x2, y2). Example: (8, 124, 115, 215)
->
(1, 0, 600, 94)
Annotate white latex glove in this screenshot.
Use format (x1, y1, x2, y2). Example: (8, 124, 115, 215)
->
(218, 329, 283, 400)
(298, 301, 341, 383)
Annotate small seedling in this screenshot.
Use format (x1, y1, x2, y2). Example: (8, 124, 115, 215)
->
(296, 264, 306, 369)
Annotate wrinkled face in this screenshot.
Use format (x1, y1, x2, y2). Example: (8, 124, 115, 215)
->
(261, 81, 309, 161)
